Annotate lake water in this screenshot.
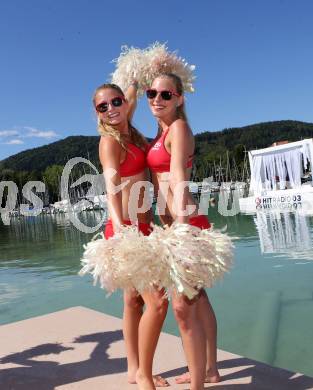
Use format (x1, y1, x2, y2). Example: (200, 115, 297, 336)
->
(1, 206, 313, 377)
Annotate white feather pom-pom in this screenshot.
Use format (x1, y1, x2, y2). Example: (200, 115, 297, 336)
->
(79, 225, 170, 295)
(147, 223, 234, 299)
(79, 222, 234, 300)
(141, 42, 196, 93)
(111, 45, 145, 95)
(110, 42, 196, 96)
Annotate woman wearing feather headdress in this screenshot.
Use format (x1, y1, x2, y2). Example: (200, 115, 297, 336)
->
(93, 82, 169, 389)
(145, 73, 221, 390)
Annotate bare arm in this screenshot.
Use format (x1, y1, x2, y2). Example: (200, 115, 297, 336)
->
(125, 82, 138, 121)
(169, 120, 194, 223)
(99, 136, 124, 232)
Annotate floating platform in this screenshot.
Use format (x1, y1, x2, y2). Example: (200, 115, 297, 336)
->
(1, 306, 312, 389)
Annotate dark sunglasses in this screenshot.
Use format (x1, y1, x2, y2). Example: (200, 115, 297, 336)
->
(96, 96, 125, 113)
(146, 89, 180, 101)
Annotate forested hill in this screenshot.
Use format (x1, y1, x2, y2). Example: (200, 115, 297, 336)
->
(1, 120, 313, 174)
(193, 120, 313, 169)
(0, 136, 100, 172)
(195, 120, 313, 150)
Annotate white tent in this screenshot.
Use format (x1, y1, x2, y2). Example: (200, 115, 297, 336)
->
(248, 139, 313, 195)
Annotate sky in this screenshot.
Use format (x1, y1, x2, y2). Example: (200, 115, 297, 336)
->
(0, 0, 312, 161)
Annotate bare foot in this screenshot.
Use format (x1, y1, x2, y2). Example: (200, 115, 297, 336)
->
(175, 371, 191, 384)
(175, 371, 190, 385)
(205, 368, 221, 383)
(136, 371, 156, 390)
(175, 369, 221, 384)
(130, 371, 169, 387)
(127, 367, 138, 384)
(153, 375, 170, 387)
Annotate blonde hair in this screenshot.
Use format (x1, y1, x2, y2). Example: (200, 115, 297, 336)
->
(155, 73, 188, 136)
(93, 83, 147, 150)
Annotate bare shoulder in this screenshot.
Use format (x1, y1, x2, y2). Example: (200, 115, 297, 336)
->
(99, 136, 122, 153)
(99, 136, 122, 164)
(169, 119, 193, 138)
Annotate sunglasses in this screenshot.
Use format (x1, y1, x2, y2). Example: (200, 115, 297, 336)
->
(146, 89, 180, 101)
(96, 96, 125, 113)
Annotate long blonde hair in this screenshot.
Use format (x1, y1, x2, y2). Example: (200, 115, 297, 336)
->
(93, 83, 147, 150)
(155, 73, 189, 136)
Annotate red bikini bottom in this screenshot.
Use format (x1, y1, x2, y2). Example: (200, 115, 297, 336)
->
(188, 215, 211, 230)
(104, 219, 152, 239)
(104, 215, 210, 239)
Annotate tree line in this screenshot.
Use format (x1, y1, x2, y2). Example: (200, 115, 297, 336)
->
(1, 120, 313, 204)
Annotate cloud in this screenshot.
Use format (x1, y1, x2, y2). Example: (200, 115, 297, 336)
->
(23, 127, 59, 139)
(0, 130, 19, 137)
(0, 126, 59, 152)
(0, 126, 59, 142)
(4, 139, 24, 145)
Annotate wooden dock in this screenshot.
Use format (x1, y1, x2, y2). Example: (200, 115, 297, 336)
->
(0, 306, 312, 389)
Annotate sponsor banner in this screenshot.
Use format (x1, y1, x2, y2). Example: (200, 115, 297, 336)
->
(255, 194, 302, 210)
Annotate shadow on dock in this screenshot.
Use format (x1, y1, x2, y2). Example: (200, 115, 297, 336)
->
(0, 330, 127, 389)
(0, 307, 312, 390)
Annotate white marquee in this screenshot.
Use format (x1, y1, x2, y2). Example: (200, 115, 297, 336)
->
(248, 139, 313, 194)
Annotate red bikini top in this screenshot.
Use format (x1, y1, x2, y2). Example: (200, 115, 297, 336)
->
(120, 143, 146, 177)
(146, 128, 193, 173)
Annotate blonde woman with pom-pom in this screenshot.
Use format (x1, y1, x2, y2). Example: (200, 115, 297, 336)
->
(93, 81, 169, 389)
(146, 73, 221, 390)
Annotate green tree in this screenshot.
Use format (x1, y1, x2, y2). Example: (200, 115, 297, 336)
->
(43, 165, 64, 202)
(234, 144, 246, 165)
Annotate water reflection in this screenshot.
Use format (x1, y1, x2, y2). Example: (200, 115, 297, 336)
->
(0, 284, 23, 304)
(0, 211, 106, 274)
(5, 210, 107, 237)
(254, 211, 313, 259)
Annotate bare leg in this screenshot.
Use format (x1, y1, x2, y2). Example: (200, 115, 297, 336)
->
(123, 290, 144, 383)
(198, 290, 220, 382)
(136, 289, 169, 390)
(175, 290, 220, 384)
(172, 292, 206, 390)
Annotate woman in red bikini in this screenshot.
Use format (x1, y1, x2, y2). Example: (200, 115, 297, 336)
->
(93, 82, 169, 390)
(146, 73, 221, 390)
